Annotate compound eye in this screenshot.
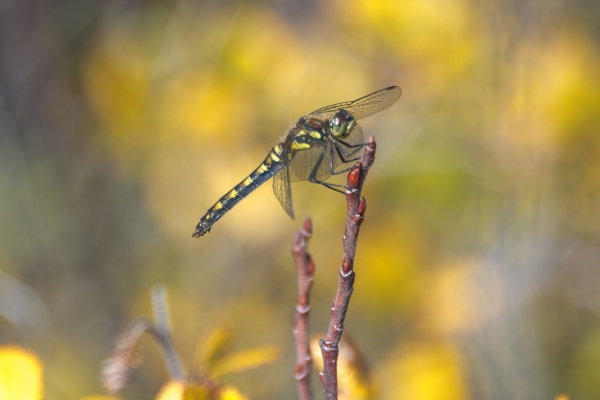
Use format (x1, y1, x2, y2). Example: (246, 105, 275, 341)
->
(330, 110, 355, 138)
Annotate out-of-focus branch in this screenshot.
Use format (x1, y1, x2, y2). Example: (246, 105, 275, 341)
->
(319, 137, 376, 400)
(102, 285, 185, 394)
(291, 217, 315, 400)
(150, 285, 186, 379)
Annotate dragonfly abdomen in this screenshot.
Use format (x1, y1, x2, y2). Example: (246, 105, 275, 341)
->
(192, 144, 285, 237)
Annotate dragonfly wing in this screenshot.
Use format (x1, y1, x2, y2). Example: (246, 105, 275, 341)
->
(308, 86, 401, 121)
(289, 145, 332, 182)
(273, 166, 294, 219)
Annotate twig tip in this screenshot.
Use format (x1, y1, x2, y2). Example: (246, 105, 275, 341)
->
(303, 217, 313, 234)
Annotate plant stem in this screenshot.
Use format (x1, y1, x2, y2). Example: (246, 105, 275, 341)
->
(151, 285, 186, 379)
(319, 137, 376, 400)
(292, 217, 315, 400)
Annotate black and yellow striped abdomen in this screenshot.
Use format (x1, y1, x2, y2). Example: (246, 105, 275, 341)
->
(192, 144, 285, 237)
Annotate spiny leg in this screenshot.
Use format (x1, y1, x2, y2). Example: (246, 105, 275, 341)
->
(328, 144, 357, 176)
(337, 138, 365, 149)
(335, 144, 365, 159)
(336, 139, 367, 156)
(308, 146, 350, 195)
(332, 140, 366, 171)
(328, 140, 368, 176)
(333, 143, 362, 167)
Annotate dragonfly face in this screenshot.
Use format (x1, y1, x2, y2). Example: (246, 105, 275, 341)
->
(330, 110, 356, 139)
(193, 86, 402, 238)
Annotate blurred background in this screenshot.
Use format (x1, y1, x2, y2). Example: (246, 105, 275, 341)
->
(1, 0, 599, 398)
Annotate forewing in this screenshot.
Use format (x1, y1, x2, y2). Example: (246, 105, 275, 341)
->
(308, 86, 401, 121)
(288, 145, 332, 182)
(273, 167, 294, 219)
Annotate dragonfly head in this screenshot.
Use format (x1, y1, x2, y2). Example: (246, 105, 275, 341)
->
(330, 110, 356, 139)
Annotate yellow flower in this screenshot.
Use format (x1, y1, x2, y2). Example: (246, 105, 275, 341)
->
(0, 345, 44, 400)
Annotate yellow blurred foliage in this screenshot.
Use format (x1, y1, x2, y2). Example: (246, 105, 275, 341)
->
(355, 226, 424, 314)
(533, 34, 600, 137)
(84, 32, 151, 144)
(338, 0, 476, 91)
(311, 335, 376, 400)
(78, 396, 118, 400)
(157, 75, 253, 143)
(196, 326, 233, 373)
(82, 8, 310, 153)
(156, 380, 186, 400)
(420, 260, 493, 336)
(216, 386, 248, 400)
(382, 341, 468, 400)
(493, 32, 600, 163)
(209, 346, 281, 378)
(155, 380, 248, 400)
(218, 10, 308, 91)
(193, 325, 281, 378)
(0, 345, 44, 400)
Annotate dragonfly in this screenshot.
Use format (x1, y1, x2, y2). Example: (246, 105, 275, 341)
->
(193, 86, 402, 238)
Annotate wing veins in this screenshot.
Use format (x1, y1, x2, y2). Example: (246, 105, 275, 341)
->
(308, 86, 401, 121)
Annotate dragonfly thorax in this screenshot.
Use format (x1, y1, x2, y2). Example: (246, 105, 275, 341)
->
(330, 109, 356, 139)
(304, 117, 325, 131)
(289, 117, 328, 151)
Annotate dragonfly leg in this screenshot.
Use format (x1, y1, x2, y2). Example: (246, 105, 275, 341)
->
(315, 181, 347, 194)
(309, 148, 348, 194)
(333, 142, 362, 163)
(329, 144, 360, 176)
(336, 138, 365, 148)
(332, 165, 357, 175)
(334, 140, 366, 158)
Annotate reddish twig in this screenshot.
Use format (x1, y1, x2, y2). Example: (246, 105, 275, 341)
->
(291, 217, 316, 400)
(319, 137, 376, 400)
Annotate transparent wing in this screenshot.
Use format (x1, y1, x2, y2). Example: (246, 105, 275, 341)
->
(287, 126, 364, 180)
(308, 86, 401, 121)
(273, 167, 294, 219)
(288, 144, 332, 182)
